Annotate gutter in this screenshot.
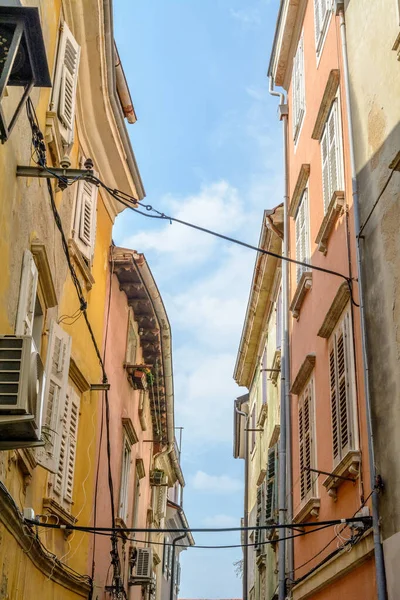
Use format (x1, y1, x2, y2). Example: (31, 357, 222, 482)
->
(115, 44, 137, 124)
(103, 0, 145, 199)
(133, 254, 185, 488)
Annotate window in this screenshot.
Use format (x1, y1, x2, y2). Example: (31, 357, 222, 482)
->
(276, 287, 282, 350)
(329, 309, 355, 465)
(163, 537, 170, 577)
(254, 483, 265, 553)
(72, 173, 98, 264)
(299, 379, 315, 501)
(131, 467, 141, 536)
(51, 21, 80, 144)
(35, 320, 72, 473)
(53, 385, 80, 508)
(314, 0, 332, 54)
(119, 436, 132, 522)
(261, 349, 267, 405)
(126, 311, 138, 364)
(265, 445, 278, 522)
(292, 35, 305, 141)
(295, 189, 310, 282)
(321, 101, 343, 212)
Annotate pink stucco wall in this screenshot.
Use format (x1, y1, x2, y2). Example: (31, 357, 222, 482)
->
(89, 268, 154, 598)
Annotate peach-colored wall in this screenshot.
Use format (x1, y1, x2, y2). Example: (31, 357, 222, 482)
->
(284, 3, 373, 586)
(90, 269, 154, 598)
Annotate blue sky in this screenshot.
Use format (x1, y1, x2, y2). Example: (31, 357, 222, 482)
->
(113, 0, 282, 596)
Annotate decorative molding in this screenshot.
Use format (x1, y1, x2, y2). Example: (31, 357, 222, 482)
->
(270, 350, 281, 384)
(257, 468, 266, 486)
(269, 424, 280, 448)
(42, 498, 77, 529)
(0, 486, 89, 595)
(115, 517, 129, 540)
(45, 111, 64, 167)
(293, 497, 321, 524)
(323, 450, 361, 495)
(392, 32, 400, 61)
(31, 240, 58, 308)
(290, 272, 313, 320)
(312, 70, 340, 140)
(315, 191, 345, 254)
(289, 164, 310, 217)
(136, 458, 146, 480)
(257, 403, 268, 427)
(292, 530, 373, 600)
(122, 418, 139, 446)
(68, 239, 95, 290)
(69, 357, 90, 393)
(317, 283, 350, 339)
(291, 354, 316, 395)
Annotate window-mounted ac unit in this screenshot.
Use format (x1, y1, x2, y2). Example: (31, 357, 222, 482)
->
(129, 548, 153, 583)
(150, 469, 165, 486)
(0, 336, 45, 449)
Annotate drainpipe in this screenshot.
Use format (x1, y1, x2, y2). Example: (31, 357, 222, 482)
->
(235, 404, 249, 600)
(169, 533, 187, 600)
(268, 76, 292, 599)
(337, 5, 387, 600)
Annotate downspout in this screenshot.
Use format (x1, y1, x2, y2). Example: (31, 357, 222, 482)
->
(235, 405, 249, 600)
(268, 76, 292, 599)
(337, 5, 387, 600)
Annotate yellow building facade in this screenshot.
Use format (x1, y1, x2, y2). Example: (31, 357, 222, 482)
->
(0, 0, 143, 597)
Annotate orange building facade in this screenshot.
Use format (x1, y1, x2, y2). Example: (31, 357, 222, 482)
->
(269, 1, 377, 598)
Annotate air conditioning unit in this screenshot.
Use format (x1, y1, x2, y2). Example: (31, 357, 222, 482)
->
(129, 548, 153, 583)
(0, 336, 45, 449)
(150, 469, 165, 486)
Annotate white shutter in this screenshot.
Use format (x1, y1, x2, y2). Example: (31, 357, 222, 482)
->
(314, 0, 323, 46)
(321, 127, 330, 212)
(54, 385, 80, 504)
(36, 321, 72, 473)
(292, 36, 305, 140)
(53, 21, 80, 142)
(73, 177, 98, 262)
(15, 250, 38, 337)
(119, 438, 131, 521)
(295, 190, 309, 282)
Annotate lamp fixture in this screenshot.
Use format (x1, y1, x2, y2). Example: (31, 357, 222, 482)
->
(0, 6, 51, 142)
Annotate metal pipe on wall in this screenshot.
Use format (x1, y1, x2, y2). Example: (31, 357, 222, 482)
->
(268, 76, 292, 600)
(236, 405, 249, 600)
(337, 5, 388, 600)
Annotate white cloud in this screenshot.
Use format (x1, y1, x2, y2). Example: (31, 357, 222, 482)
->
(121, 181, 247, 267)
(191, 471, 243, 493)
(202, 514, 239, 527)
(230, 8, 261, 28)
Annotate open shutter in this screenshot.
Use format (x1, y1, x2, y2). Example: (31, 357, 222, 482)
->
(321, 128, 330, 212)
(328, 105, 338, 196)
(276, 288, 282, 350)
(255, 485, 262, 551)
(64, 386, 80, 503)
(314, 0, 323, 46)
(265, 446, 277, 522)
(338, 315, 351, 457)
(36, 321, 72, 473)
(330, 342, 339, 462)
(15, 250, 38, 337)
(299, 382, 313, 500)
(54, 22, 80, 141)
(73, 177, 98, 262)
(295, 190, 309, 282)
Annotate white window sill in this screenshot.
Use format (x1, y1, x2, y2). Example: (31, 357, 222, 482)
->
(315, 190, 345, 254)
(323, 450, 361, 500)
(290, 271, 313, 320)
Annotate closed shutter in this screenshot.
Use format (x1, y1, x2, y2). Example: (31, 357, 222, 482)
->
(321, 101, 342, 213)
(119, 438, 131, 521)
(73, 176, 98, 262)
(328, 106, 338, 198)
(15, 250, 39, 337)
(295, 190, 309, 282)
(262, 349, 267, 404)
(276, 288, 282, 350)
(265, 445, 277, 522)
(126, 316, 138, 364)
(53, 21, 80, 142)
(254, 485, 262, 551)
(36, 321, 72, 473)
(329, 311, 353, 465)
(321, 128, 330, 211)
(299, 381, 313, 501)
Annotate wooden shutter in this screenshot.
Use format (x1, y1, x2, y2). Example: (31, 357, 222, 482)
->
(314, 0, 323, 46)
(73, 177, 98, 262)
(295, 190, 309, 282)
(262, 350, 267, 404)
(321, 128, 330, 212)
(299, 382, 313, 501)
(119, 438, 131, 520)
(126, 314, 138, 364)
(330, 311, 353, 465)
(36, 321, 72, 473)
(328, 105, 338, 196)
(292, 36, 305, 140)
(276, 288, 282, 350)
(255, 485, 262, 552)
(265, 446, 277, 522)
(15, 250, 39, 337)
(53, 385, 80, 505)
(54, 22, 80, 140)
